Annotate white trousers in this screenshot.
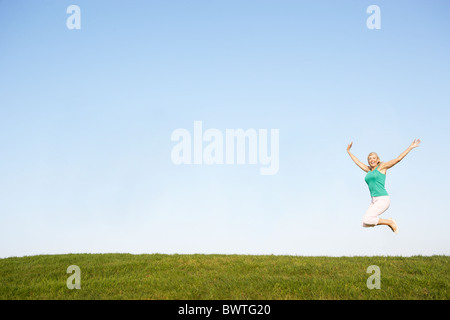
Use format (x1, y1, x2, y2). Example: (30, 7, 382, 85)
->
(362, 196, 390, 227)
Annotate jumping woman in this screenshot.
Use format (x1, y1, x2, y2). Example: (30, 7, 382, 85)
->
(347, 139, 421, 234)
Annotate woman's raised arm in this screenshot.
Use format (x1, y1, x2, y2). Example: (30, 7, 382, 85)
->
(379, 139, 421, 170)
(347, 142, 370, 172)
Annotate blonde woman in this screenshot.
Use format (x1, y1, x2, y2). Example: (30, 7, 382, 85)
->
(347, 139, 421, 234)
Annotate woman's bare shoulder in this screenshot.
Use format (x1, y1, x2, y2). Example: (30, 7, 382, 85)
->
(378, 162, 387, 174)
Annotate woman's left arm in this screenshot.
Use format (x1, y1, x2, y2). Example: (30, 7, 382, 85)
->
(380, 139, 421, 170)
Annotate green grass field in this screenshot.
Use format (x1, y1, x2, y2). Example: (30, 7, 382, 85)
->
(0, 254, 448, 300)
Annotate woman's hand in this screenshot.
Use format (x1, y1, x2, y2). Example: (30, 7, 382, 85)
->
(347, 141, 353, 153)
(347, 141, 369, 172)
(409, 139, 421, 149)
(382, 139, 421, 170)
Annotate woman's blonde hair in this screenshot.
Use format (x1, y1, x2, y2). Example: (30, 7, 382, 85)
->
(367, 152, 382, 167)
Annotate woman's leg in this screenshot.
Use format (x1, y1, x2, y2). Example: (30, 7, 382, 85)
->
(377, 218, 398, 233)
(362, 196, 394, 230)
(362, 199, 379, 227)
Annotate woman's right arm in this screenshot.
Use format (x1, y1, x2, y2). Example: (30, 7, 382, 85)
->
(347, 142, 369, 172)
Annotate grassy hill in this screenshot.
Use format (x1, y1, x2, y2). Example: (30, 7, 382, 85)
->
(0, 254, 448, 299)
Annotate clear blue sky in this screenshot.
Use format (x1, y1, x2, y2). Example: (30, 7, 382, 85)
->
(1, 0, 449, 258)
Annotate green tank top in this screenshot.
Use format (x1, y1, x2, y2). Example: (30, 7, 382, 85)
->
(365, 165, 389, 197)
